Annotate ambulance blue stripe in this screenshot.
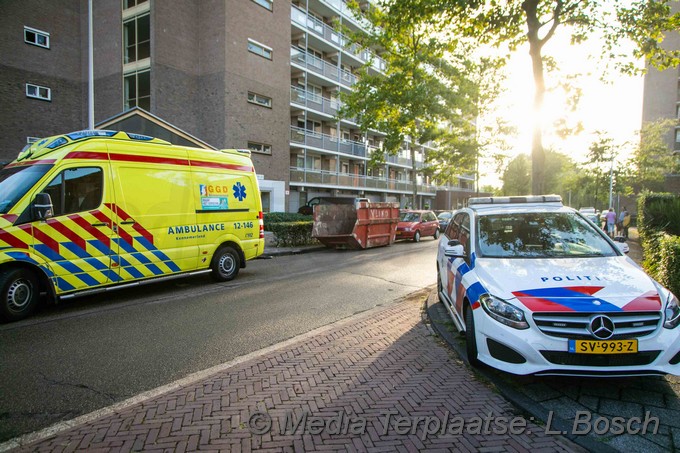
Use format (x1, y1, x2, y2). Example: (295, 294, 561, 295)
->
(84, 257, 108, 270)
(152, 253, 181, 272)
(466, 282, 486, 305)
(102, 270, 123, 282)
(62, 242, 91, 258)
(118, 258, 145, 279)
(7, 252, 39, 266)
(55, 261, 100, 287)
(56, 277, 75, 292)
(88, 240, 114, 256)
(518, 287, 622, 312)
(33, 244, 63, 262)
(144, 263, 164, 275)
(131, 252, 152, 265)
(136, 237, 156, 251)
(114, 238, 136, 254)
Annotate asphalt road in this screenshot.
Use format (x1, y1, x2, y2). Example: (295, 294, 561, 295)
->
(0, 238, 438, 442)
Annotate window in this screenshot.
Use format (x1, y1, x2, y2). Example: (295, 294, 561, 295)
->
(261, 192, 271, 213)
(248, 141, 272, 155)
(307, 84, 322, 104)
(24, 27, 49, 48)
(676, 129, 680, 143)
(124, 69, 150, 110)
(26, 137, 40, 144)
(26, 83, 51, 101)
(248, 39, 272, 60)
(123, 0, 148, 9)
(247, 92, 272, 108)
(43, 167, 103, 216)
(251, 0, 272, 10)
(123, 13, 150, 64)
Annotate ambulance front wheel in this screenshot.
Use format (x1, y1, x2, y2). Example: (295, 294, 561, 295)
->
(0, 268, 39, 323)
(211, 246, 240, 282)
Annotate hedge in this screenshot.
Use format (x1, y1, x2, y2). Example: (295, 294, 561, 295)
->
(637, 193, 680, 298)
(263, 212, 315, 247)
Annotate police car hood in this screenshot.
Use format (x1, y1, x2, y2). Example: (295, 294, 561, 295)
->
(473, 256, 663, 313)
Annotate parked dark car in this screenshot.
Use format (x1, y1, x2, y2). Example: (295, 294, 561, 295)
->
(396, 210, 439, 242)
(436, 211, 453, 232)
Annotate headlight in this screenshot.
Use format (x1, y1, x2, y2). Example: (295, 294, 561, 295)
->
(480, 294, 529, 329)
(664, 293, 680, 329)
(404, 227, 411, 232)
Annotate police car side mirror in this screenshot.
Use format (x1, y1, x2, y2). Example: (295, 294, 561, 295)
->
(33, 192, 53, 221)
(444, 239, 466, 258)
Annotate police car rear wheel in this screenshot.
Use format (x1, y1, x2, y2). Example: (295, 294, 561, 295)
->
(211, 247, 240, 282)
(0, 269, 38, 322)
(465, 305, 480, 366)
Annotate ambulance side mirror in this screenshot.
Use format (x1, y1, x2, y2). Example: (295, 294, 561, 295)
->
(33, 193, 54, 221)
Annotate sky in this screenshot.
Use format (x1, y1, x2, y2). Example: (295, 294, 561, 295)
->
(477, 34, 645, 188)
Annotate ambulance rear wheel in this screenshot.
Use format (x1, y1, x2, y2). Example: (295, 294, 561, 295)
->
(211, 246, 240, 282)
(0, 269, 39, 323)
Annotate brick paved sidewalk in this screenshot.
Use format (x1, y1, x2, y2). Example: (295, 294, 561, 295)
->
(11, 291, 582, 452)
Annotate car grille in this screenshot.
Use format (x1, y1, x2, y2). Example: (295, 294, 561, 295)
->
(532, 311, 661, 340)
(540, 350, 661, 367)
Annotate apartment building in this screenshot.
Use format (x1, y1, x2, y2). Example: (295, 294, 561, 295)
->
(0, 0, 475, 211)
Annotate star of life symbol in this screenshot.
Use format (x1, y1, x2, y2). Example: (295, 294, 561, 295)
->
(233, 182, 247, 201)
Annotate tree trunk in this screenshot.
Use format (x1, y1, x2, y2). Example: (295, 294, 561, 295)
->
(410, 146, 418, 208)
(523, 0, 546, 195)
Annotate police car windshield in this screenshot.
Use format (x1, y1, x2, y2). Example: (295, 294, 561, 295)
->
(0, 164, 53, 214)
(477, 211, 618, 258)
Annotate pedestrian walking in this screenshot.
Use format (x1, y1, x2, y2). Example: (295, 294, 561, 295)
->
(605, 208, 617, 238)
(617, 207, 627, 236)
(622, 207, 631, 239)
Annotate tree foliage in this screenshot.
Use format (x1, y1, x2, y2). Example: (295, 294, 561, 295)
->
(339, 0, 480, 205)
(389, 0, 680, 195)
(626, 118, 680, 193)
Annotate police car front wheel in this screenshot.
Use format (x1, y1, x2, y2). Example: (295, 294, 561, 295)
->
(211, 246, 240, 282)
(464, 306, 480, 366)
(0, 269, 39, 322)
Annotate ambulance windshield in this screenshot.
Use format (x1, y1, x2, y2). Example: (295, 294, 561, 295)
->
(0, 164, 53, 214)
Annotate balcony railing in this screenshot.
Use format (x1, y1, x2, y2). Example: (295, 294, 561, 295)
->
(289, 167, 438, 194)
(290, 126, 366, 157)
(290, 86, 341, 117)
(316, 0, 372, 30)
(291, 4, 386, 73)
(291, 46, 357, 87)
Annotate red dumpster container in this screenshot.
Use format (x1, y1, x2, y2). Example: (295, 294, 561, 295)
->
(312, 201, 400, 249)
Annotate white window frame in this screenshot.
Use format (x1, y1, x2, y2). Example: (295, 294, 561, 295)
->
(676, 129, 680, 143)
(248, 141, 272, 155)
(248, 39, 272, 60)
(24, 26, 50, 49)
(251, 0, 273, 11)
(248, 91, 272, 108)
(26, 83, 51, 101)
(26, 136, 40, 144)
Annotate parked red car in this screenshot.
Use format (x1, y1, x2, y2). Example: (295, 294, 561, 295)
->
(396, 210, 440, 242)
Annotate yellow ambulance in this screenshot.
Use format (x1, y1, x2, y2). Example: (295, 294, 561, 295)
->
(0, 130, 265, 322)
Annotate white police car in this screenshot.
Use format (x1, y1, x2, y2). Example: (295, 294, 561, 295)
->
(436, 195, 680, 376)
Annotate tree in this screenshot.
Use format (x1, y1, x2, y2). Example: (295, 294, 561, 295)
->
(627, 118, 680, 193)
(340, 0, 478, 207)
(383, 0, 680, 195)
(501, 154, 531, 195)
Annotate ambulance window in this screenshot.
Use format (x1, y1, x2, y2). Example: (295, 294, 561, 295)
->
(44, 167, 103, 216)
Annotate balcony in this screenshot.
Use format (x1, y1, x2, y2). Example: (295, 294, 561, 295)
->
(290, 126, 366, 157)
(290, 86, 340, 117)
(291, 4, 386, 73)
(291, 46, 357, 87)
(289, 167, 437, 194)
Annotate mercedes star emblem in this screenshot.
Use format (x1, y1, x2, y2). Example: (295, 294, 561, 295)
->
(589, 315, 615, 339)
